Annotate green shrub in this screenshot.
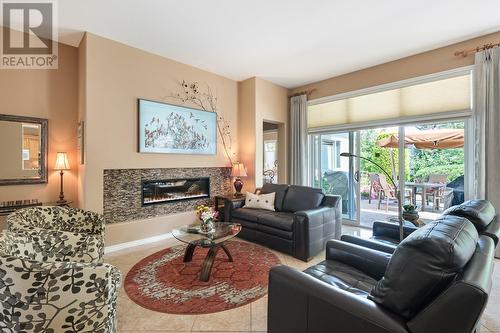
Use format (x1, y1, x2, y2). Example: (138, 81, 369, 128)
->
(412, 164, 463, 182)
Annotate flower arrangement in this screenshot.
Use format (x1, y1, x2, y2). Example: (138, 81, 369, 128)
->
(195, 204, 218, 233)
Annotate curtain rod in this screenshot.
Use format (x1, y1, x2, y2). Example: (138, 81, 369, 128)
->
(454, 42, 500, 57)
(288, 88, 316, 98)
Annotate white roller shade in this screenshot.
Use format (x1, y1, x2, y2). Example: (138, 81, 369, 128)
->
(308, 74, 471, 128)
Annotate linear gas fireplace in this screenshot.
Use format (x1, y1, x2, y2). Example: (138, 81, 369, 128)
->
(142, 177, 210, 206)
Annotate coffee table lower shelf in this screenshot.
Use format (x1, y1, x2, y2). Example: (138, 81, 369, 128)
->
(183, 243, 234, 282)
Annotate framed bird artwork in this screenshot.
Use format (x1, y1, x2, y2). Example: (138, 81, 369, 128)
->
(138, 99, 217, 155)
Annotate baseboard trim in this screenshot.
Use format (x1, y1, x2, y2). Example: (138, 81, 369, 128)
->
(104, 232, 173, 254)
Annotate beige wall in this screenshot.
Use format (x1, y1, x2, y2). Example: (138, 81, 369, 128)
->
(237, 77, 289, 190)
(237, 78, 257, 191)
(0, 30, 290, 245)
(77, 34, 87, 209)
(291, 31, 500, 100)
(0, 31, 79, 204)
(80, 33, 239, 215)
(255, 78, 288, 186)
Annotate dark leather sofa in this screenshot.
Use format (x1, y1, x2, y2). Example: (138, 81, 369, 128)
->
(268, 214, 495, 333)
(226, 183, 342, 261)
(342, 199, 500, 253)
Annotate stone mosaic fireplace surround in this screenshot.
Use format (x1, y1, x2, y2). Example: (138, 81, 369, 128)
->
(103, 167, 232, 223)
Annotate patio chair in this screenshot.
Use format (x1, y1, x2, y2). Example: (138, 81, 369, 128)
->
(368, 173, 381, 204)
(426, 173, 448, 209)
(377, 173, 397, 212)
(434, 187, 454, 211)
(375, 173, 413, 211)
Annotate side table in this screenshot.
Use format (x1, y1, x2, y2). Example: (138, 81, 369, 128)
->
(214, 194, 246, 222)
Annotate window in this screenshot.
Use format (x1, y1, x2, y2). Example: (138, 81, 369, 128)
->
(308, 73, 471, 129)
(264, 141, 276, 152)
(306, 68, 473, 227)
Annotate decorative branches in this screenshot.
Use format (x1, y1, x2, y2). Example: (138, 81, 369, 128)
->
(166, 80, 234, 165)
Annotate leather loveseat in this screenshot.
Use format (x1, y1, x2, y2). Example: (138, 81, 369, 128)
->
(341, 199, 500, 253)
(268, 214, 495, 333)
(226, 183, 342, 261)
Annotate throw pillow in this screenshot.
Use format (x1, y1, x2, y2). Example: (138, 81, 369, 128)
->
(245, 192, 275, 211)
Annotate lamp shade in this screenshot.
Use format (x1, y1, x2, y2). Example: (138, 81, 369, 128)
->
(54, 152, 70, 170)
(231, 162, 247, 177)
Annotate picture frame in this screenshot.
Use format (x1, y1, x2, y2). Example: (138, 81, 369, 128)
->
(137, 99, 217, 155)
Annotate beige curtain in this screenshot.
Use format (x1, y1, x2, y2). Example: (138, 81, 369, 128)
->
(473, 48, 500, 257)
(473, 48, 500, 207)
(289, 95, 307, 185)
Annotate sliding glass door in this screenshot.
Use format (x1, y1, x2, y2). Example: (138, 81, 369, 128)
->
(309, 119, 468, 228)
(309, 131, 359, 224)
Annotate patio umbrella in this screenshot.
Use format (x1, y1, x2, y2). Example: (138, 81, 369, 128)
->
(377, 129, 464, 149)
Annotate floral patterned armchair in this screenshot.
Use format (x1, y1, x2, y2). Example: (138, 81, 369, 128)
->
(7, 206, 105, 263)
(0, 207, 121, 333)
(0, 232, 121, 333)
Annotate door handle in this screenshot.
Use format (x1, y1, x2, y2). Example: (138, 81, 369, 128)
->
(354, 170, 360, 182)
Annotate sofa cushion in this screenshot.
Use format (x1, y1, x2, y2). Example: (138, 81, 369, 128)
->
(282, 185, 324, 213)
(232, 207, 272, 222)
(245, 192, 275, 211)
(261, 183, 289, 212)
(369, 215, 478, 319)
(231, 218, 258, 230)
(443, 199, 496, 231)
(257, 224, 293, 240)
(258, 212, 294, 231)
(304, 260, 378, 297)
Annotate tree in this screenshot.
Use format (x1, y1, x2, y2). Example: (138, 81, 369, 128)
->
(360, 129, 410, 182)
(410, 122, 464, 182)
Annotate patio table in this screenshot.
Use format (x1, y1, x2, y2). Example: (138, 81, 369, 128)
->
(405, 182, 447, 211)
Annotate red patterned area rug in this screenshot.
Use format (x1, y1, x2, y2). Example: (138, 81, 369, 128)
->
(124, 240, 281, 314)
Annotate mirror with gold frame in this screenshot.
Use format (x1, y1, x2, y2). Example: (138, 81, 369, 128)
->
(0, 114, 48, 185)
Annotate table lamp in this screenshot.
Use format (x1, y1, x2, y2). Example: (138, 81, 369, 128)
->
(231, 162, 247, 197)
(54, 152, 70, 204)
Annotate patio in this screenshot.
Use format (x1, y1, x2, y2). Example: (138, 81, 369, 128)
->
(358, 197, 442, 229)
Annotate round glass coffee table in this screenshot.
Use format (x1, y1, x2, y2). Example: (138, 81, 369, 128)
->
(172, 222, 242, 282)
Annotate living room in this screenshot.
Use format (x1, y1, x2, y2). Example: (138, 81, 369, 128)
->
(0, 1, 499, 332)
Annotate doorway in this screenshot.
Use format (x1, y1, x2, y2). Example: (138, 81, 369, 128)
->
(263, 122, 279, 184)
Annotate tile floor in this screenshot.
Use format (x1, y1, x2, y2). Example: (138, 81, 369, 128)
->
(106, 225, 499, 333)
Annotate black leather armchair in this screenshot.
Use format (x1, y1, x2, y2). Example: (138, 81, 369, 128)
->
(268, 215, 495, 333)
(342, 200, 500, 254)
(341, 221, 417, 254)
(268, 241, 406, 333)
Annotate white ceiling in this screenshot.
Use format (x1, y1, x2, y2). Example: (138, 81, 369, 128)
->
(54, 0, 500, 88)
